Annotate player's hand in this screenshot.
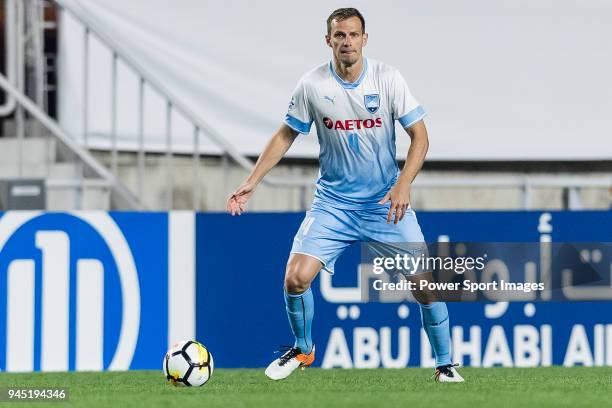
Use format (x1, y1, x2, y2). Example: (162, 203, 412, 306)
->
(378, 181, 411, 224)
(226, 180, 257, 216)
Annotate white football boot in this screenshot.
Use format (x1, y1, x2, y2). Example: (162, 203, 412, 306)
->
(264, 345, 315, 381)
(434, 364, 465, 383)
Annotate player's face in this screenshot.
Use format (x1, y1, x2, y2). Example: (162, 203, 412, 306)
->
(326, 16, 368, 66)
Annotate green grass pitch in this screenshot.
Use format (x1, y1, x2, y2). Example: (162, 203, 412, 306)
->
(2, 367, 611, 407)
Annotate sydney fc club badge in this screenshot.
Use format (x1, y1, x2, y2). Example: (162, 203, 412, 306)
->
(364, 94, 380, 113)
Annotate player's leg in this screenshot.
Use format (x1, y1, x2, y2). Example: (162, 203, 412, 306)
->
(360, 206, 463, 382)
(265, 253, 322, 381)
(404, 273, 450, 365)
(284, 253, 322, 355)
(265, 205, 358, 380)
(403, 273, 462, 382)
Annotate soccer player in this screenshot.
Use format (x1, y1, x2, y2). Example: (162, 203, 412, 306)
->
(226, 8, 463, 382)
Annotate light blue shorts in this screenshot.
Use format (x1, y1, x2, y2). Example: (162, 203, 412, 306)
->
(290, 203, 426, 274)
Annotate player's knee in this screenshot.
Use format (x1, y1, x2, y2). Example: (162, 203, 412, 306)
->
(284, 265, 311, 294)
(284, 253, 322, 294)
(417, 298, 434, 306)
(412, 289, 437, 305)
(284, 273, 310, 294)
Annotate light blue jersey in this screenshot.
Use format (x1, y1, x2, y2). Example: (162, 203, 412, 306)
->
(284, 58, 426, 209)
(286, 57, 428, 273)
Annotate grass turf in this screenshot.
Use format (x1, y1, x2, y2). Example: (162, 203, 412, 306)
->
(1, 367, 611, 408)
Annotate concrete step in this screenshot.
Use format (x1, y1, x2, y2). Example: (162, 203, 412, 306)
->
(47, 163, 82, 179)
(0, 162, 81, 179)
(2, 119, 53, 139)
(46, 186, 111, 211)
(0, 136, 57, 164)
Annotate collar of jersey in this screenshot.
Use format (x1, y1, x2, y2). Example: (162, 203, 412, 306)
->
(329, 58, 368, 89)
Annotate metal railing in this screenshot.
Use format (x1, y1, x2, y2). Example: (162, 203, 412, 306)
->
(53, 0, 312, 211)
(0, 0, 609, 211)
(0, 72, 142, 209)
(0, 0, 17, 116)
(412, 174, 611, 210)
(53, 1, 610, 212)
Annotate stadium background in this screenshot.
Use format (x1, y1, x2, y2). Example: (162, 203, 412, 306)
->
(0, 0, 611, 373)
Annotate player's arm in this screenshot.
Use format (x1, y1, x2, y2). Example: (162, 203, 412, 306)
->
(379, 120, 429, 224)
(226, 124, 298, 215)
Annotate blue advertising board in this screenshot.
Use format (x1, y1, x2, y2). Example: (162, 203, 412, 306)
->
(196, 210, 612, 368)
(0, 211, 195, 372)
(1, 210, 611, 371)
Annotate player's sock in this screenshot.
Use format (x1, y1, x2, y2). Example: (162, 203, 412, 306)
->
(284, 288, 314, 353)
(419, 302, 452, 367)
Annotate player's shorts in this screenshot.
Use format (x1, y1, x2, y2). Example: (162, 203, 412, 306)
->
(290, 202, 427, 275)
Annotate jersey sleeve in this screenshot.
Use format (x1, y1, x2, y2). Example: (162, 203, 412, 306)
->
(284, 79, 313, 134)
(391, 70, 427, 129)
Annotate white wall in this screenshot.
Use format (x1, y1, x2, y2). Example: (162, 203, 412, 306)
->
(58, 0, 612, 160)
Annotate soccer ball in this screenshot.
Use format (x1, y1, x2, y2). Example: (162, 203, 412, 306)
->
(163, 340, 214, 386)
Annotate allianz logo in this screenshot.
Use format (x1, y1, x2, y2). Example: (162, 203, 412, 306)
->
(0, 212, 140, 372)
